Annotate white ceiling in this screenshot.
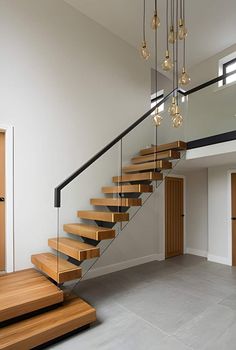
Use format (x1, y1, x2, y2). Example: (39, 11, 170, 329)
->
(65, 0, 236, 70)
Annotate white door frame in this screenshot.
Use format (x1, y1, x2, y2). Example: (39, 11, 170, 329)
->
(0, 125, 14, 273)
(227, 169, 236, 266)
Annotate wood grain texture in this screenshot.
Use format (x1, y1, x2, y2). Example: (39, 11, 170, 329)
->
(102, 184, 153, 194)
(0, 269, 63, 322)
(140, 141, 187, 156)
(90, 197, 142, 207)
(78, 210, 129, 223)
(31, 253, 82, 283)
(48, 237, 100, 261)
(64, 223, 115, 240)
(123, 160, 172, 173)
(132, 150, 180, 164)
(0, 132, 5, 271)
(165, 177, 184, 258)
(0, 297, 96, 350)
(112, 172, 163, 183)
(232, 174, 236, 266)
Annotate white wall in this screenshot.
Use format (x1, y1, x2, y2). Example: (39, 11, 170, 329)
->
(208, 165, 236, 265)
(0, 0, 154, 271)
(185, 169, 208, 257)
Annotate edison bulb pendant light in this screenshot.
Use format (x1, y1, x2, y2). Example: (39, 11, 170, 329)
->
(178, 19, 187, 40)
(179, 67, 191, 85)
(151, 10, 160, 30)
(168, 26, 176, 44)
(162, 50, 173, 71)
(140, 41, 150, 60)
(172, 113, 183, 128)
(153, 108, 163, 126)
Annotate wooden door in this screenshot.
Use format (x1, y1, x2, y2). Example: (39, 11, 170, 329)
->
(231, 174, 236, 265)
(0, 132, 5, 271)
(165, 176, 184, 258)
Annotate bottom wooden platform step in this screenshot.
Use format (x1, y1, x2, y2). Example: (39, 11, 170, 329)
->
(0, 297, 96, 350)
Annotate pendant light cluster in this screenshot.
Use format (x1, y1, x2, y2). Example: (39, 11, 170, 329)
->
(140, 0, 191, 128)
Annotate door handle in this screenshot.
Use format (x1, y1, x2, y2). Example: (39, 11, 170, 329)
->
(181, 214, 185, 217)
(0, 197, 5, 202)
(232, 217, 236, 220)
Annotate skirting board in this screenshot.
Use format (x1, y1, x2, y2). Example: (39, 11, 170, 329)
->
(207, 254, 231, 266)
(186, 248, 208, 258)
(84, 253, 165, 280)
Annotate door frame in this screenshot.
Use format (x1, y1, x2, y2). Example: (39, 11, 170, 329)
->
(0, 125, 14, 273)
(164, 174, 186, 257)
(227, 169, 236, 266)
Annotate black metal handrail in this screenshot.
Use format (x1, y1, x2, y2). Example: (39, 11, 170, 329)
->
(54, 69, 236, 207)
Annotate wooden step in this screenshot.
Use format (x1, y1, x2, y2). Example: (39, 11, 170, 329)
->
(64, 223, 115, 241)
(0, 297, 96, 350)
(112, 172, 163, 183)
(48, 237, 100, 261)
(0, 269, 63, 323)
(132, 150, 180, 164)
(90, 197, 142, 207)
(102, 184, 153, 194)
(78, 210, 129, 223)
(140, 141, 187, 156)
(31, 253, 82, 284)
(123, 160, 172, 173)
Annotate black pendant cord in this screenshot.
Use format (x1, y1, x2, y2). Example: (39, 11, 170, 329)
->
(143, 0, 146, 42)
(183, 0, 186, 69)
(166, 0, 169, 52)
(176, 0, 179, 105)
(154, 0, 158, 179)
(172, 0, 175, 97)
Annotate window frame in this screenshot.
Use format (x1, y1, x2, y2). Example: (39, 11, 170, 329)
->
(222, 57, 236, 86)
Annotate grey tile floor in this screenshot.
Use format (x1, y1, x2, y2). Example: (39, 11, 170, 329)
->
(48, 255, 236, 350)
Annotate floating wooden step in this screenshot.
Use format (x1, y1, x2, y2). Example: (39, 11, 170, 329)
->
(0, 297, 96, 350)
(132, 150, 180, 164)
(48, 237, 100, 261)
(90, 197, 142, 207)
(102, 184, 153, 194)
(140, 141, 187, 156)
(31, 253, 82, 284)
(78, 210, 129, 223)
(0, 269, 63, 323)
(112, 171, 163, 183)
(64, 223, 115, 241)
(123, 160, 172, 173)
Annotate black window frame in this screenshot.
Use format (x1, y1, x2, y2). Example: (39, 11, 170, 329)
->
(223, 58, 236, 85)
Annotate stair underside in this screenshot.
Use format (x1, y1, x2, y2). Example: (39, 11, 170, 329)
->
(139, 140, 187, 156)
(48, 237, 100, 261)
(102, 184, 153, 194)
(31, 253, 82, 284)
(132, 150, 180, 164)
(78, 210, 129, 223)
(0, 269, 63, 323)
(123, 160, 172, 173)
(90, 197, 142, 207)
(64, 223, 115, 240)
(112, 171, 163, 183)
(0, 297, 96, 350)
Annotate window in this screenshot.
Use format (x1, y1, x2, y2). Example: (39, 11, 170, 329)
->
(218, 52, 236, 87)
(223, 58, 236, 85)
(151, 89, 164, 114)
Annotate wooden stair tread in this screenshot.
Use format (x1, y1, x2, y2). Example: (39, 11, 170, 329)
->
(112, 172, 163, 183)
(0, 297, 96, 350)
(48, 237, 100, 261)
(78, 210, 129, 223)
(31, 253, 82, 284)
(132, 150, 180, 164)
(140, 141, 187, 156)
(123, 160, 172, 173)
(0, 269, 63, 322)
(64, 223, 115, 240)
(91, 197, 142, 206)
(102, 184, 153, 194)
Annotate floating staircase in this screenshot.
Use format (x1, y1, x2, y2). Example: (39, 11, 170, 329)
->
(0, 141, 186, 349)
